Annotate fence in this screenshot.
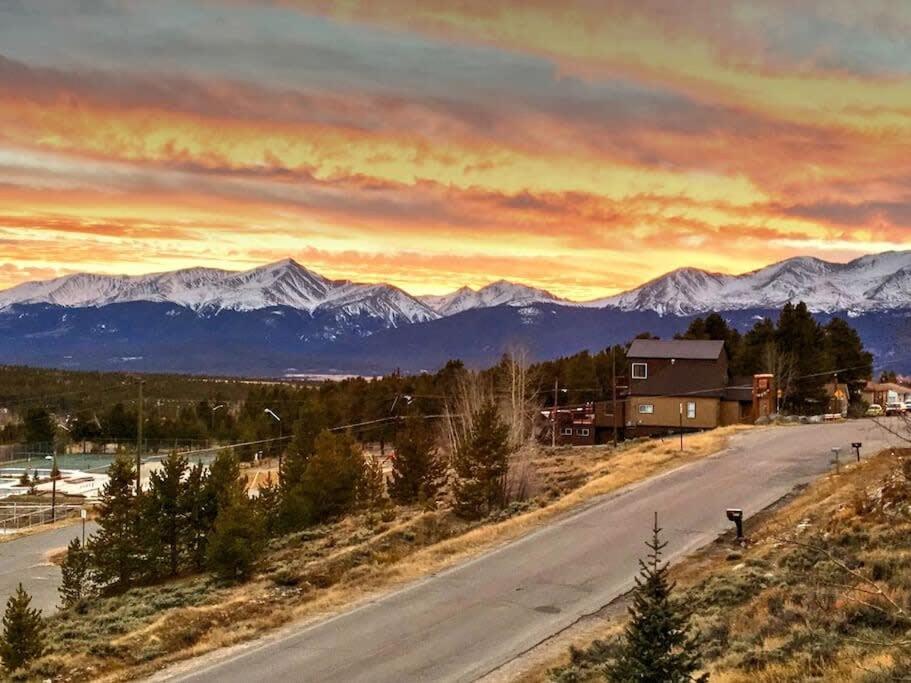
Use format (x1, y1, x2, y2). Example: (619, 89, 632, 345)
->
(0, 503, 83, 532)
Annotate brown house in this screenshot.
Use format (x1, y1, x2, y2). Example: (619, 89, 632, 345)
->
(542, 400, 623, 446)
(625, 339, 762, 437)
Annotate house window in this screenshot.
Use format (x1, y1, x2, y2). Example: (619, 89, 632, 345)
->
(686, 402, 696, 419)
(561, 427, 573, 436)
(577, 428, 590, 436)
(638, 404, 654, 414)
(631, 362, 648, 379)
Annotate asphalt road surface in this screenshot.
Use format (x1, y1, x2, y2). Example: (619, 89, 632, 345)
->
(154, 420, 901, 683)
(0, 520, 98, 613)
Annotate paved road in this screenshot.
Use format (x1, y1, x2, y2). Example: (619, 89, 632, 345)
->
(156, 420, 902, 683)
(0, 520, 98, 612)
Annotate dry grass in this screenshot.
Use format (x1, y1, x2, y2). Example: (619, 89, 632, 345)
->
(29, 427, 750, 682)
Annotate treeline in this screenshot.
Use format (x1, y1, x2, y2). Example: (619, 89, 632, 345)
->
(675, 302, 873, 412)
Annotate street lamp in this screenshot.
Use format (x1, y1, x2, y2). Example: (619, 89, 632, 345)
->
(211, 404, 226, 436)
(264, 409, 283, 478)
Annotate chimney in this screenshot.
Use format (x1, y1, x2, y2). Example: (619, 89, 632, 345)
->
(753, 373, 775, 419)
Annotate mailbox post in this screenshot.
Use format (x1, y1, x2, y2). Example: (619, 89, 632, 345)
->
(831, 447, 841, 474)
(726, 508, 744, 539)
(852, 442, 862, 463)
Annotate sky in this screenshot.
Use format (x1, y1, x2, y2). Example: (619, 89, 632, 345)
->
(1, 1, 910, 300)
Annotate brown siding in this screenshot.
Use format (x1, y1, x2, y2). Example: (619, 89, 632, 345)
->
(720, 400, 743, 426)
(627, 396, 720, 431)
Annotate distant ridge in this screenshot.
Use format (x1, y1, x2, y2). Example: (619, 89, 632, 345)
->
(4, 250, 911, 318)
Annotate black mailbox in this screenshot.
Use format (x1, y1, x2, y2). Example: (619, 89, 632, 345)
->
(852, 442, 862, 462)
(726, 508, 744, 539)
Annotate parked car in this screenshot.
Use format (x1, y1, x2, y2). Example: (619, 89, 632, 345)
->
(885, 402, 905, 416)
(904, 400, 911, 412)
(865, 404, 884, 417)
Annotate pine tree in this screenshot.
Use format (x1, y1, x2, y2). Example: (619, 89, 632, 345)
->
(453, 402, 510, 519)
(23, 407, 54, 448)
(389, 417, 443, 505)
(296, 431, 365, 523)
(183, 462, 210, 571)
(145, 452, 190, 577)
(0, 584, 45, 672)
(359, 454, 388, 512)
(206, 492, 265, 582)
(91, 457, 141, 591)
(606, 514, 707, 682)
(59, 537, 93, 609)
(282, 399, 327, 488)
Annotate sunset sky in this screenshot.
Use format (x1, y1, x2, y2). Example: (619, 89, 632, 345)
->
(1, 1, 910, 299)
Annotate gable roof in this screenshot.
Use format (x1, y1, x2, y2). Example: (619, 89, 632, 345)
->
(627, 339, 725, 360)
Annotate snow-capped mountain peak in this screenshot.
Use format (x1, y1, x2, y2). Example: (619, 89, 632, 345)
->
(591, 251, 911, 315)
(420, 281, 568, 316)
(0, 259, 438, 325)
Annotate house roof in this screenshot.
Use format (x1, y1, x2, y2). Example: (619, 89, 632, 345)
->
(723, 376, 755, 403)
(627, 339, 725, 360)
(864, 381, 911, 394)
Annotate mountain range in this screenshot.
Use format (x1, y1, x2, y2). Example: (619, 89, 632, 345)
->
(2, 251, 911, 375)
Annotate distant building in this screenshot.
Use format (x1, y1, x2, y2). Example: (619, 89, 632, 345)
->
(862, 380, 911, 408)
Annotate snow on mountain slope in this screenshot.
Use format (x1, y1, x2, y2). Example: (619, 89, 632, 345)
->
(0, 259, 438, 325)
(4, 251, 911, 325)
(589, 251, 911, 315)
(420, 281, 569, 316)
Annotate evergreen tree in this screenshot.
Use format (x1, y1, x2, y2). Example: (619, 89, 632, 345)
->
(59, 537, 93, 609)
(23, 407, 54, 447)
(91, 457, 141, 590)
(359, 454, 388, 511)
(283, 399, 328, 487)
(0, 584, 45, 672)
(145, 452, 190, 577)
(206, 492, 265, 582)
(823, 317, 873, 401)
(183, 462, 210, 571)
(389, 418, 443, 505)
(453, 402, 511, 519)
(776, 302, 830, 412)
(606, 514, 707, 683)
(880, 370, 899, 383)
(296, 431, 365, 523)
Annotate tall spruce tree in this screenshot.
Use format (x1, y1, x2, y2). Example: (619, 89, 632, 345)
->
(0, 584, 45, 672)
(453, 402, 511, 519)
(91, 457, 141, 590)
(389, 417, 443, 505)
(183, 461, 210, 571)
(59, 537, 93, 609)
(606, 514, 707, 682)
(145, 452, 190, 577)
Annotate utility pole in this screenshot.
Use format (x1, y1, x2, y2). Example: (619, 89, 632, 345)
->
(611, 347, 618, 448)
(50, 453, 58, 523)
(136, 379, 144, 496)
(552, 378, 559, 448)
